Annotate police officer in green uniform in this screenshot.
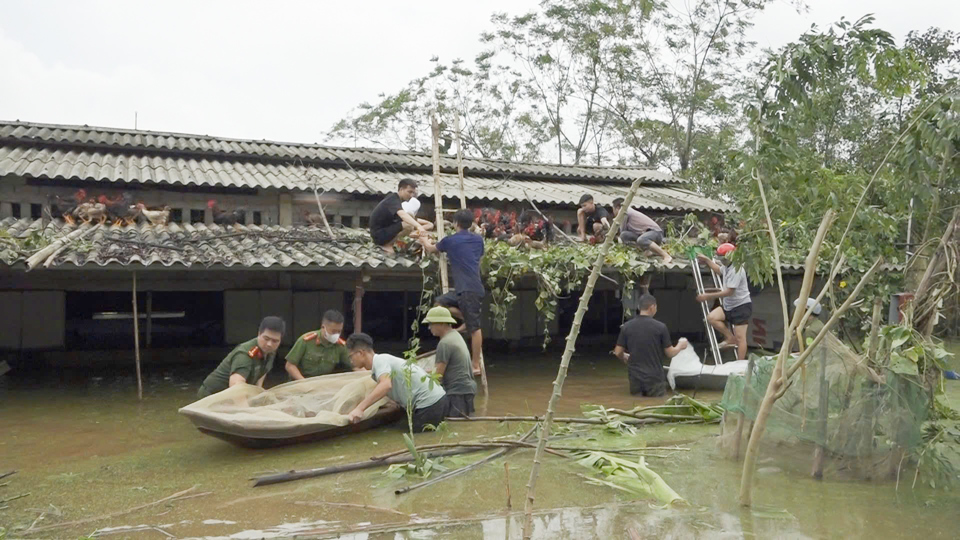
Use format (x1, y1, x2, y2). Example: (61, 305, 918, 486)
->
(197, 316, 285, 398)
(285, 309, 353, 380)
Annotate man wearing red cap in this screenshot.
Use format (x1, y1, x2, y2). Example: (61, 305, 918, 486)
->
(695, 243, 751, 360)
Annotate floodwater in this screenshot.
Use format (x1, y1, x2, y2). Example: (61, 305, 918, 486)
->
(1, 348, 959, 539)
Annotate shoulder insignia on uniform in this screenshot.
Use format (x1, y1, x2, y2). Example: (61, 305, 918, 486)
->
(248, 346, 262, 359)
(302, 332, 318, 342)
(337, 338, 346, 346)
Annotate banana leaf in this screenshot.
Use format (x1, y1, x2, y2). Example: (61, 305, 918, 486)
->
(575, 451, 684, 505)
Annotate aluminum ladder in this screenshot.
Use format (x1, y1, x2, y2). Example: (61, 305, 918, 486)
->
(691, 257, 733, 365)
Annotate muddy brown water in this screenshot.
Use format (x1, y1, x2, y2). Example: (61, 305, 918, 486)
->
(1, 349, 958, 538)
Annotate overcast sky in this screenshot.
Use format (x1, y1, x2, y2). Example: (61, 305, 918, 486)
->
(1, 0, 956, 146)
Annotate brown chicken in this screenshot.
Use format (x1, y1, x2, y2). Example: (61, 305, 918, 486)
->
(136, 203, 171, 226)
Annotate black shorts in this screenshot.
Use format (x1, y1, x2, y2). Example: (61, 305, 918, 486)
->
(585, 217, 604, 233)
(412, 396, 449, 432)
(446, 394, 475, 418)
(435, 290, 484, 333)
(370, 221, 404, 246)
(724, 303, 753, 326)
(629, 376, 667, 397)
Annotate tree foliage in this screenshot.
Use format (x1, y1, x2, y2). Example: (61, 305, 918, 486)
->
(328, 0, 776, 170)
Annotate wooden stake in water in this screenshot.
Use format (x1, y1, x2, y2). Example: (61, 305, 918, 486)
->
(132, 271, 143, 401)
(521, 178, 643, 539)
(504, 462, 512, 509)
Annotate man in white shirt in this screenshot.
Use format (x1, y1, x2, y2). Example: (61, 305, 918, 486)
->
(345, 333, 447, 431)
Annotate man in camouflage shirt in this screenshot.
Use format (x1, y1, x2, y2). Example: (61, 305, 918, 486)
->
(198, 316, 285, 398)
(285, 310, 353, 379)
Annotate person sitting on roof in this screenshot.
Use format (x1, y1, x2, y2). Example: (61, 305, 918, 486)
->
(400, 196, 435, 234)
(285, 309, 355, 380)
(424, 306, 477, 418)
(198, 316, 284, 398)
(345, 333, 448, 432)
(611, 197, 672, 264)
(577, 194, 611, 243)
(369, 178, 428, 254)
(695, 243, 752, 360)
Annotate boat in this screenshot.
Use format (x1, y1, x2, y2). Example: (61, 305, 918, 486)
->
(179, 370, 405, 449)
(665, 347, 749, 392)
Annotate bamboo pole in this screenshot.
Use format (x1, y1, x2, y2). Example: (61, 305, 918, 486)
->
(521, 177, 643, 539)
(446, 415, 662, 425)
(26, 223, 100, 270)
(453, 114, 467, 208)
(253, 446, 493, 487)
(132, 271, 143, 401)
(23, 486, 204, 535)
(454, 114, 466, 209)
(310, 175, 335, 237)
(395, 426, 537, 495)
(145, 290, 153, 349)
(430, 111, 450, 293)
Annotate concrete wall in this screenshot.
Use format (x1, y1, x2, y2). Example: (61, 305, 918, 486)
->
(0, 290, 65, 349)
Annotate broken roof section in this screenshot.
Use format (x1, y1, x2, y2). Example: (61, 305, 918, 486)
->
(0, 121, 733, 213)
(0, 218, 418, 270)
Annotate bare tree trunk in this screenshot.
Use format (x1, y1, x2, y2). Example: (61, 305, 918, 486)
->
(913, 208, 960, 337)
(521, 177, 643, 539)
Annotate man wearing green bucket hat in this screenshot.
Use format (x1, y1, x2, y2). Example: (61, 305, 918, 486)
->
(424, 306, 477, 417)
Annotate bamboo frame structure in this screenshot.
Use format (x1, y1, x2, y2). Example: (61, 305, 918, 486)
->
(430, 111, 450, 293)
(454, 114, 466, 209)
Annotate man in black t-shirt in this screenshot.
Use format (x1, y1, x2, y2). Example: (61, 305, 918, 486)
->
(613, 293, 689, 396)
(577, 193, 611, 243)
(369, 179, 428, 254)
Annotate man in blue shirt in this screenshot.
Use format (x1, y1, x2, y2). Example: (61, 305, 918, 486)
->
(419, 209, 485, 375)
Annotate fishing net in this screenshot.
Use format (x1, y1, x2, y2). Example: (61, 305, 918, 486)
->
(179, 371, 390, 439)
(718, 322, 932, 479)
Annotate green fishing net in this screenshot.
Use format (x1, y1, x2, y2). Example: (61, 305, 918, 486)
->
(718, 325, 931, 479)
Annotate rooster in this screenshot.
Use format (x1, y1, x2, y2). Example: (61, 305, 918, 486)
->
(136, 203, 170, 226)
(98, 192, 139, 225)
(47, 193, 80, 220)
(476, 208, 516, 241)
(508, 210, 553, 249)
(208, 200, 246, 225)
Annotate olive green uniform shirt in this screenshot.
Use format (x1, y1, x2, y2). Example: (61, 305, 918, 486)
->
(198, 338, 275, 398)
(435, 330, 477, 395)
(285, 331, 351, 378)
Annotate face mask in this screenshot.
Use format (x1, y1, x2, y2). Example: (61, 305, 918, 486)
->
(323, 331, 340, 344)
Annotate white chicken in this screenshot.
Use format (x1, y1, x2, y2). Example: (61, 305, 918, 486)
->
(136, 203, 171, 226)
